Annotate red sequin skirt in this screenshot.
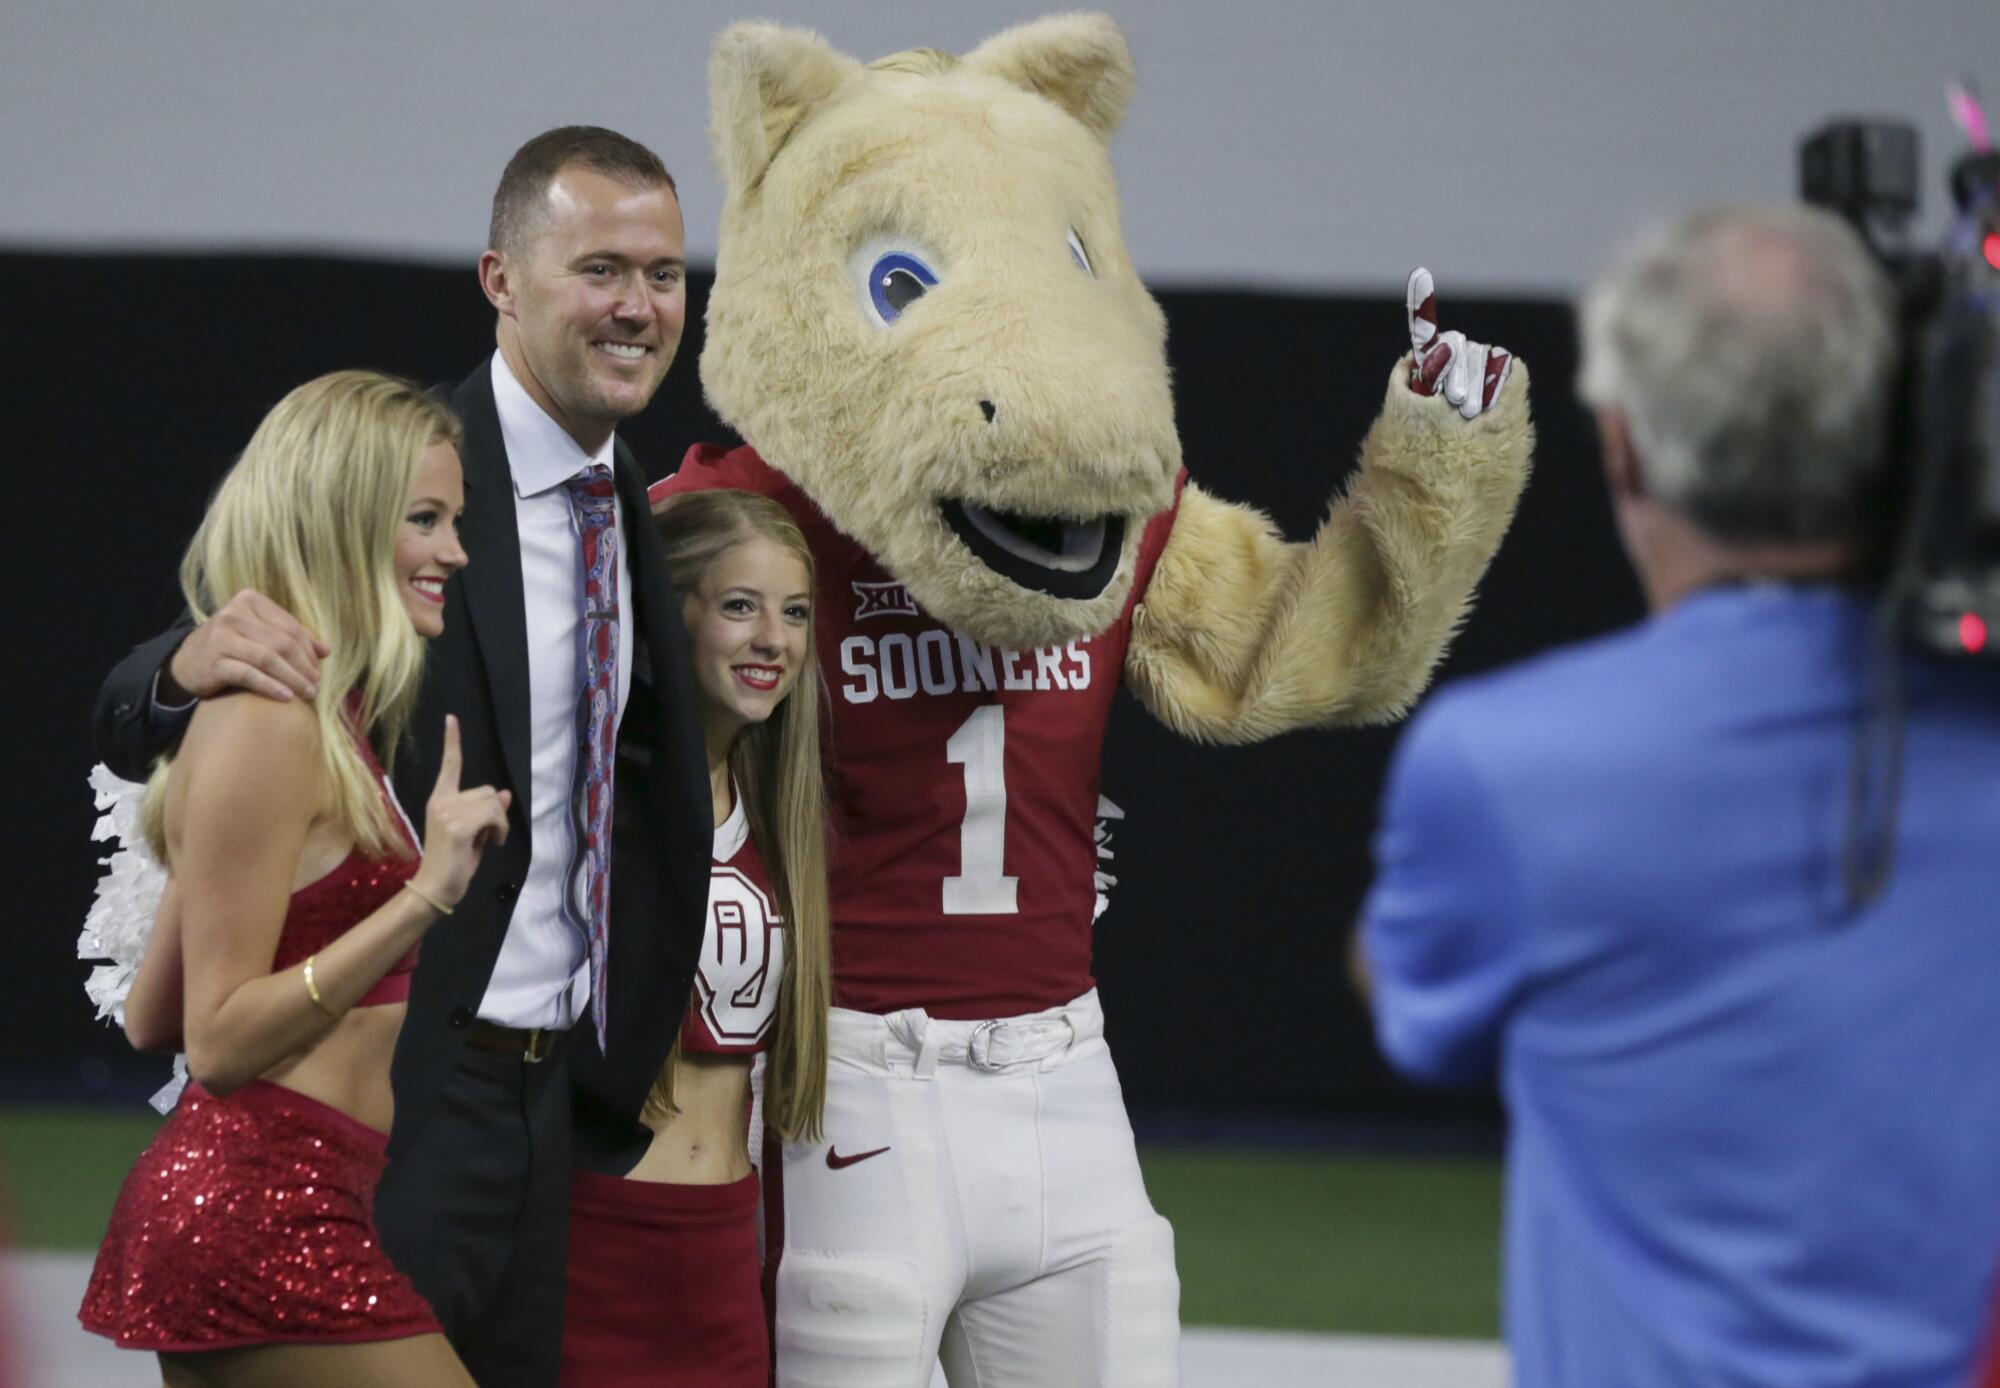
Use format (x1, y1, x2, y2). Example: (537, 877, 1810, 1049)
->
(78, 1079, 441, 1351)
(560, 1169, 767, 1387)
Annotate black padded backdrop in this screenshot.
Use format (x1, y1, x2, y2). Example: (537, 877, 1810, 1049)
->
(3, 252, 1642, 1140)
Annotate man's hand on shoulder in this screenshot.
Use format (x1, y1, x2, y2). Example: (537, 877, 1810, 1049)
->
(164, 589, 328, 706)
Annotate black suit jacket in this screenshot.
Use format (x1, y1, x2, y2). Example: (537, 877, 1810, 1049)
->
(92, 361, 712, 1161)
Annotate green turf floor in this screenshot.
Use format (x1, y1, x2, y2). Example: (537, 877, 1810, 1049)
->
(0, 1109, 1502, 1339)
(1142, 1147, 1501, 1338)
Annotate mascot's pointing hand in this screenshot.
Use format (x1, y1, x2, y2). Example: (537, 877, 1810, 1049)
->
(1407, 267, 1512, 420)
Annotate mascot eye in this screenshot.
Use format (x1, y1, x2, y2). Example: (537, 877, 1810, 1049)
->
(868, 251, 939, 324)
(1067, 229, 1094, 277)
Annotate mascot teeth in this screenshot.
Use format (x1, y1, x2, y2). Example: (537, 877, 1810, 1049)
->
(960, 502, 1105, 571)
(941, 499, 1126, 600)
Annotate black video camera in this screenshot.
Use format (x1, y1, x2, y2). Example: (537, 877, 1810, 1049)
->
(1801, 119, 2000, 658)
(1802, 115, 2000, 906)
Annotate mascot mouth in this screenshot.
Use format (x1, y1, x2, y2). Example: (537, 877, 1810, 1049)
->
(940, 499, 1126, 599)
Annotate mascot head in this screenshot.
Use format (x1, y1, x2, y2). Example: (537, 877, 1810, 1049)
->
(702, 14, 1182, 650)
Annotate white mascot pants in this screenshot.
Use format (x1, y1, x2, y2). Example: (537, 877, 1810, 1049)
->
(767, 988, 1181, 1388)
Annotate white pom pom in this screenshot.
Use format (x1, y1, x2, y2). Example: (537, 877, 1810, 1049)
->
(150, 1056, 190, 1115)
(84, 959, 140, 1026)
(1092, 796, 1126, 922)
(80, 763, 181, 1102)
(80, 770, 168, 967)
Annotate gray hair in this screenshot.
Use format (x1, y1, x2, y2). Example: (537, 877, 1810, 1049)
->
(1576, 204, 1899, 543)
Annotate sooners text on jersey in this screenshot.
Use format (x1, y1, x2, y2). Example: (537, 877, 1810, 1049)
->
(654, 446, 1182, 1019)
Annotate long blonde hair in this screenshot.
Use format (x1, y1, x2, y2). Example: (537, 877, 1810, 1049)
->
(141, 371, 462, 862)
(645, 489, 832, 1143)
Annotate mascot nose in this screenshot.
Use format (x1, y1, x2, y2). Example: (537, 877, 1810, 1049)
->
(978, 400, 997, 424)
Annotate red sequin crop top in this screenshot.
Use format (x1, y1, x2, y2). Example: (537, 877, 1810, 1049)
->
(266, 716, 420, 1007)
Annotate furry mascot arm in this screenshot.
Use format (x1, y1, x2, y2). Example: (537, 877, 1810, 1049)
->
(1126, 283, 1533, 744)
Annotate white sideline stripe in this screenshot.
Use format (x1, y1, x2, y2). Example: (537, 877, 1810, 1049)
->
(12, 1251, 1510, 1388)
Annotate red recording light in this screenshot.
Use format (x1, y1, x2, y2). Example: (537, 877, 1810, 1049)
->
(1961, 611, 1989, 653)
(1985, 232, 2000, 272)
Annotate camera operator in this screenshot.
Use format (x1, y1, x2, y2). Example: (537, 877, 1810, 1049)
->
(1358, 203, 2000, 1387)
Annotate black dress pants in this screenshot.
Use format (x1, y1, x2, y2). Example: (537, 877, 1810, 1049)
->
(375, 1033, 575, 1388)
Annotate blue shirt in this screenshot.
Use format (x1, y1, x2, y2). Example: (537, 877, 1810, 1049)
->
(1362, 586, 2000, 1388)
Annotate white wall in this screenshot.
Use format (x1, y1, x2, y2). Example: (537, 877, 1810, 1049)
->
(3, 0, 1994, 293)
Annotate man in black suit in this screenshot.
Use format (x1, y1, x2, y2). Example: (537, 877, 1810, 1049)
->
(92, 127, 711, 1388)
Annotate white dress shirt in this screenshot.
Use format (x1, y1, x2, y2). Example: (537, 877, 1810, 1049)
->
(479, 352, 635, 1029)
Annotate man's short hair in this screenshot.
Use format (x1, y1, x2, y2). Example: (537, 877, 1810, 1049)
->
(1577, 204, 1899, 544)
(488, 126, 678, 256)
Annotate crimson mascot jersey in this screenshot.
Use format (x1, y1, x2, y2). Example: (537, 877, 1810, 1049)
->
(653, 446, 1183, 1020)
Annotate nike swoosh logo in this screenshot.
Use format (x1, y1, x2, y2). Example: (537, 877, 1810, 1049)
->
(825, 1145, 891, 1170)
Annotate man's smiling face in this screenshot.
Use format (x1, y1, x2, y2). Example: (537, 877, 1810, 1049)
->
(496, 164, 686, 444)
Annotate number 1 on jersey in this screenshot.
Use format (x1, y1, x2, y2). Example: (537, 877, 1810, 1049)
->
(943, 706, 1019, 914)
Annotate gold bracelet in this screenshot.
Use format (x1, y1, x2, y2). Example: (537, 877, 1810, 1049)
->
(302, 955, 340, 1020)
(401, 880, 454, 917)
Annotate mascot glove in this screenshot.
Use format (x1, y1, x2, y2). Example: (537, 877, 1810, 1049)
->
(1406, 267, 1512, 420)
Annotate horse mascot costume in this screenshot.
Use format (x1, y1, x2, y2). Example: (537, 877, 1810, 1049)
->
(653, 15, 1534, 1385)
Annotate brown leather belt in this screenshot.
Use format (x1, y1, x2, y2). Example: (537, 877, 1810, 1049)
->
(464, 1020, 562, 1064)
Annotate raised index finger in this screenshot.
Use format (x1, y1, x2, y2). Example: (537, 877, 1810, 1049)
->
(1407, 267, 1439, 355)
(435, 714, 462, 795)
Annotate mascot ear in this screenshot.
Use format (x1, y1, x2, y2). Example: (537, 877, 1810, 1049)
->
(963, 13, 1134, 143)
(710, 22, 864, 193)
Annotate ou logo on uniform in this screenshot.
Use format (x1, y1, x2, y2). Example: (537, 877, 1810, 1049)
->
(696, 867, 785, 1045)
